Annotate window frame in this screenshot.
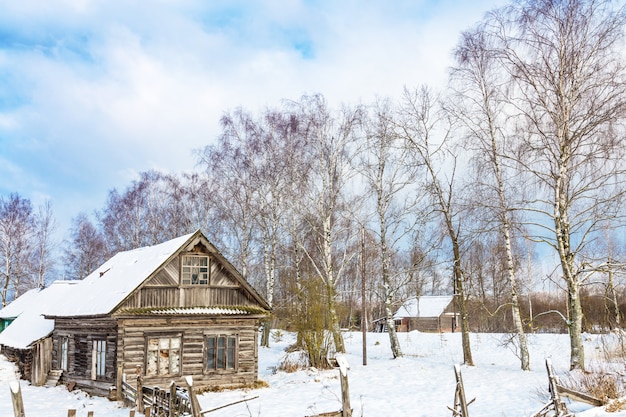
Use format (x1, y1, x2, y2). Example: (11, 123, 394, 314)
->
(181, 254, 210, 286)
(91, 339, 107, 380)
(145, 334, 182, 377)
(204, 333, 238, 373)
(60, 336, 69, 372)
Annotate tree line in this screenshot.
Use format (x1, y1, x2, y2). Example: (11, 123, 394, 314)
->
(2, 0, 626, 372)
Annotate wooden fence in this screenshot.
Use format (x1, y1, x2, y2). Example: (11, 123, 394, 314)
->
(121, 374, 192, 417)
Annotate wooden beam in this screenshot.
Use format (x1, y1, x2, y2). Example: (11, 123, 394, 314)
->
(556, 384, 603, 407)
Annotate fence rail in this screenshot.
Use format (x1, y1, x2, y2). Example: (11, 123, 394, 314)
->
(122, 375, 192, 417)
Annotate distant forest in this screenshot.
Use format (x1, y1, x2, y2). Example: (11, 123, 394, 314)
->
(1, 0, 626, 370)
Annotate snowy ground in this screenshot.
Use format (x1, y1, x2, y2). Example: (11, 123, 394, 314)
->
(2, 331, 626, 417)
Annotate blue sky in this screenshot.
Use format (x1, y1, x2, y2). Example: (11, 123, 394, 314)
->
(0, 0, 506, 238)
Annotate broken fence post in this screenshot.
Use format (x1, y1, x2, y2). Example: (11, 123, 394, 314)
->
(185, 376, 202, 417)
(448, 364, 475, 417)
(10, 381, 26, 417)
(336, 354, 352, 417)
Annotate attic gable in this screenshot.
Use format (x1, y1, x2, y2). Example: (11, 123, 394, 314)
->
(46, 230, 270, 318)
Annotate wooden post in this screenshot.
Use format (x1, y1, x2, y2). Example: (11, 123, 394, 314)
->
(87, 412, 94, 417)
(116, 364, 124, 401)
(185, 376, 202, 417)
(129, 410, 135, 417)
(453, 364, 470, 417)
(136, 373, 144, 413)
(335, 354, 352, 417)
(9, 381, 26, 417)
(545, 359, 568, 415)
(361, 226, 367, 366)
(67, 410, 77, 417)
(144, 406, 151, 417)
(169, 381, 176, 417)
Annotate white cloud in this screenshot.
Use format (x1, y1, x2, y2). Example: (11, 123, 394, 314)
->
(0, 0, 509, 239)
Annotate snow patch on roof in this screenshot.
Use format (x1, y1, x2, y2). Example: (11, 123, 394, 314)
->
(0, 281, 79, 349)
(0, 288, 43, 319)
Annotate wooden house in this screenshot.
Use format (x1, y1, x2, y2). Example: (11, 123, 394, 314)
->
(393, 296, 458, 333)
(43, 230, 270, 397)
(0, 281, 79, 386)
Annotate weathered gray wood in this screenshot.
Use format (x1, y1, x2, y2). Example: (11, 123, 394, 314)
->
(169, 381, 176, 417)
(340, 369, 351, 417)
(556, 384, 603, 407)
(136, 374, 144, 413)
(200, 396, 259, 415)
(10, 381, 25, 417)
(454, 364, 469, 417)
(185, 376, 202, 417)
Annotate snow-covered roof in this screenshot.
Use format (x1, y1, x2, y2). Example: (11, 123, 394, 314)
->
(393, 296, 455, 319)
(0, 281, 79, 349)
(0, 288, 43, 319)
(46, 232, 196, 318)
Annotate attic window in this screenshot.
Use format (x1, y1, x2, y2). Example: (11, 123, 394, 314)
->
(181, 255, 209, 285)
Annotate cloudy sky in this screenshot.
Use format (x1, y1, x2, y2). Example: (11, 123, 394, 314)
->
(0, 0, 507, 236)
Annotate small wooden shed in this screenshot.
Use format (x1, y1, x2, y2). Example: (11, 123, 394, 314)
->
(393, 296, 458, 333)
(44, 230, 270, 397)
(0, 281, 78, 385)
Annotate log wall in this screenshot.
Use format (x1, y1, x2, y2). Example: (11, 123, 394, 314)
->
(117, 315, 261, 390)
(52, 317, 118, 396)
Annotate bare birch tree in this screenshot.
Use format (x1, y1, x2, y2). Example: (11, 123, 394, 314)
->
(358, 99, 421, 358)
(0, 193, 34, 305)
(450, 25, 530, 370)
(399, 86, 474, 366)
(196, 109, 261, 280)
(485, 0, 626, 370)
(293, 94, 363, 354)
(62, 213, 106, 280)
(31, 200, 56, 289)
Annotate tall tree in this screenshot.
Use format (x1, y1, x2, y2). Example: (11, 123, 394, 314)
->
(450, 25, 530, 370)
(0, 193, 34, 306)
(358, 99, 420, 358)
(98, 170, 190, 254)
(31, 200, 56, 289)
(62, 213, 106, 280)
(486, 0, 626, 370)
(294, 94, 363, 354)
(196, 109, 261, 281)
(399, 86, 474, 366)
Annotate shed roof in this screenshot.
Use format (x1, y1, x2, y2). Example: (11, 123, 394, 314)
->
(0, 281, 79, 349)
(393, 296, 455, 319)
(0, 287, 43, 319)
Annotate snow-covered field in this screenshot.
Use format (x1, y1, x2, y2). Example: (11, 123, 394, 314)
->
(2, 331, 625, 417)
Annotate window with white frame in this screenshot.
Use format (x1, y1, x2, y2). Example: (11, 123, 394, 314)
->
(181, 255, 209, 285)
(205, 334, 237, 371)
(60, 336, 69, 371)
(146, 335, 181, 376)
(91, 339, 106, 380)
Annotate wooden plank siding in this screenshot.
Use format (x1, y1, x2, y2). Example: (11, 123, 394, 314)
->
(0, 341, 52, 386)
(52, 317, 118, 396)
(45, 232, 269, 397)
(119, 286, 258, 310)
(116, 315, 261, 390)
